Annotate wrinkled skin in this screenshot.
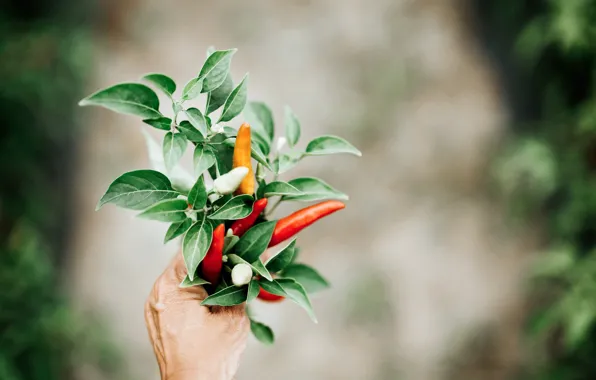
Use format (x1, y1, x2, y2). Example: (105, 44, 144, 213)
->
(145, 253, 249, 380)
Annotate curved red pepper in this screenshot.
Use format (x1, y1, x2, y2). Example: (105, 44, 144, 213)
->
(257, 287, 285, 302)
(201, 224, 225, 285)
(268, 200, 345, 247)
(230, 198, 268, 237)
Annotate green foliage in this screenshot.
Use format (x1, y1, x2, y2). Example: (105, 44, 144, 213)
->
(202, 285, 248, 306)
(0, 5, 123, 378)
(80, 46, 360, 344)
(249, 320, 275, 345)
(265, 239, 297, 273)
(478, 0, 596, 377)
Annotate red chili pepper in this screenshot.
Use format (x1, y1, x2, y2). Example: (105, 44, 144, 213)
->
(230, 198, 268, 237)
(201, 224, 225, 285)
(257, 287, 285, 302)
(268, 200, 345, 247)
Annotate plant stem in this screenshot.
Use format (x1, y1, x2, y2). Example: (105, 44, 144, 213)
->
(266, 197, 282, 217)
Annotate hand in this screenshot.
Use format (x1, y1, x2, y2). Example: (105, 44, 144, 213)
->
(145, 252, 249, 380)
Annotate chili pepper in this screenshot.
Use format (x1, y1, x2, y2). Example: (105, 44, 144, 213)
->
(213, 167, 248, 195)
(230, 198, 268, 236)
(201, 224, 225, 285)
(257, 287, 285, 302)
(232, 123, 255, 195)
(268, 200, 345, 247)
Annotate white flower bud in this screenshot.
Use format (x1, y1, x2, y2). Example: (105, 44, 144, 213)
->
(210, 123, 224, 134)
(276, 137, 287, 152)
(226, 228, 234, 237)
(213, 167, 248, 195)
(231, 263, 253, 287)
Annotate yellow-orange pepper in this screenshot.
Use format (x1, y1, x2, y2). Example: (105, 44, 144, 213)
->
(232, 123, 255, 195)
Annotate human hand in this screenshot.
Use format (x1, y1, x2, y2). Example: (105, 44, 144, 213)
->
(145, 252, 249, 380)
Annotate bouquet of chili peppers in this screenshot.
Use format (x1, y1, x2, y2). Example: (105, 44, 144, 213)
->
(79, 47, 361, 344)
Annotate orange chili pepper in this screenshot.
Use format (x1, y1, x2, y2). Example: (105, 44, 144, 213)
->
(232, 123, 255, 195)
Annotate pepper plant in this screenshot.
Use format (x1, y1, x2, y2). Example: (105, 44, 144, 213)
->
(79, 46, 361, 345)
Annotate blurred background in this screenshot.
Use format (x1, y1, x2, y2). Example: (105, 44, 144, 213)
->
(1, 0, 596, 379)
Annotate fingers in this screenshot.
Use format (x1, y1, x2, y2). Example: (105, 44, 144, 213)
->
(144, 298, 166, 377)
(168, 250, 188, 282)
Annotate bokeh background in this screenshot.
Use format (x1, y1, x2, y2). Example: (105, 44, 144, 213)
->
(2, 0, 596, 379)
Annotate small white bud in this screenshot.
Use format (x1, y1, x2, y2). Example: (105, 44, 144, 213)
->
(211, 123, 224, 134)
(213, 167, 249, 195)
(276, 137, 287, 152)
(231, 263, 253, 287)
(222, 255, 229, 263)
(226, 228, 234, 237)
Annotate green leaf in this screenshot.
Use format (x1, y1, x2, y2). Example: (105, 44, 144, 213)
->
(164, 218, 193, 243)
(223, 126, 237, 137)
(305, 135, 362, 157)
(252, 131, 271, 156)
(163, 132, 188, 171)
(263, 181, 303, 197)
(265, 239, 296, 273)
(177, 120, 205, 143)
(208, 195, 253, 220)
(244, 101, 274, 141)
(179, 275, 210, 288)
(79, 83, 161, 118)
(206, 74, 234, 114)
(215, 276, 230, 292)
(258, 278, 287, 297)
(276, 153, 300, 174)
(236, 221, 276, 263)
(199, 49, 237, 93)
(141, 128, 195, 192)
(137, 198, 188, 222)
(188, 176, 207, 209)
(143, 73, 176, 96)
(182, 77, 202, 101)
(224, 235, 240, 254)
(247, 279, 260, 302)
(281, 263, 329, 293)
(284, 106, 301, 147)
(227, 254, 272, 281)
(143, 117, 172, 131)
(218, 74, 249, 123)
(277, 279, 317, 323)
(193, 145, 217, 176)
(206, 46, 216, 57)
(251, 145, 273, 171)
(251, 259, 272, 281)
(250, 320, 274, 345)
(182, 215, 213, 280)
(185, 108, 208, 137)
(210, 134, 235, 175)
(283, 177, 348, 202)
(201, 285, 248, 306)
(97, 170, 178, 210)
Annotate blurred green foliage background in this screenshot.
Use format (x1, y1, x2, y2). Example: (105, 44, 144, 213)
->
(477, 1, 596, 379)
(0, 1, 123, 379)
